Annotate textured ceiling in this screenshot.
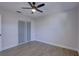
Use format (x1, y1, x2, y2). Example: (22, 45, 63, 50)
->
(0, 2, 78, 18)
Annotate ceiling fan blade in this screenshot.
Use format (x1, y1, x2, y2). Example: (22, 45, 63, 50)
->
(36, 8, 43, 13)
(37, 3, 45, 8)
(22, 7, 32, 9)
(28, 2, 33, 7)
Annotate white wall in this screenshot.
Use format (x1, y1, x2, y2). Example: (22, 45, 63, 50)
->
(31, 19, 36, 41)
(34, 9, 78, 51)
(0, 5, 78, 52)
(0, 8, 31, 50)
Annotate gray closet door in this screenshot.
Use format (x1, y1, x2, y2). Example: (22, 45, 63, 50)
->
(27, 22, 31, 41)
(0, 14, 2, 51)
(18, 21, 25, 43)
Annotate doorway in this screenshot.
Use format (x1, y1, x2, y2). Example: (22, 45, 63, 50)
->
(18, 21, 31, 44)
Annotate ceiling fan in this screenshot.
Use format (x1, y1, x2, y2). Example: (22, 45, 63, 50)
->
(21, 2, 45, 14)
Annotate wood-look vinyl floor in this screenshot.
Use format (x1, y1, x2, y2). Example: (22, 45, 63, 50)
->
(0, 41, 78, 56)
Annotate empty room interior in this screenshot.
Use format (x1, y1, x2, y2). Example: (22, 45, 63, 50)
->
(0, 2, 79, 56)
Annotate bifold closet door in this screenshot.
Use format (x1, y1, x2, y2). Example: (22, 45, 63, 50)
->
(0, 14, 2, 51)
(18, 21, 25, 44)
(27, 22, 31, 41)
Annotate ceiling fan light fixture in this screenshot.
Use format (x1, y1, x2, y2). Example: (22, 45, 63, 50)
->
(21, 2, 45, 13)
(32, 8, 36, 12)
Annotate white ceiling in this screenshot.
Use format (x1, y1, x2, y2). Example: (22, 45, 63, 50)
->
(0, 2, 78, 18)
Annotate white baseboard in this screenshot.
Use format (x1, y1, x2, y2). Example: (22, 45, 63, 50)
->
(2, 44, 18, 51)
(35, 40, 78, 51)
(18, 41, 29, 46)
